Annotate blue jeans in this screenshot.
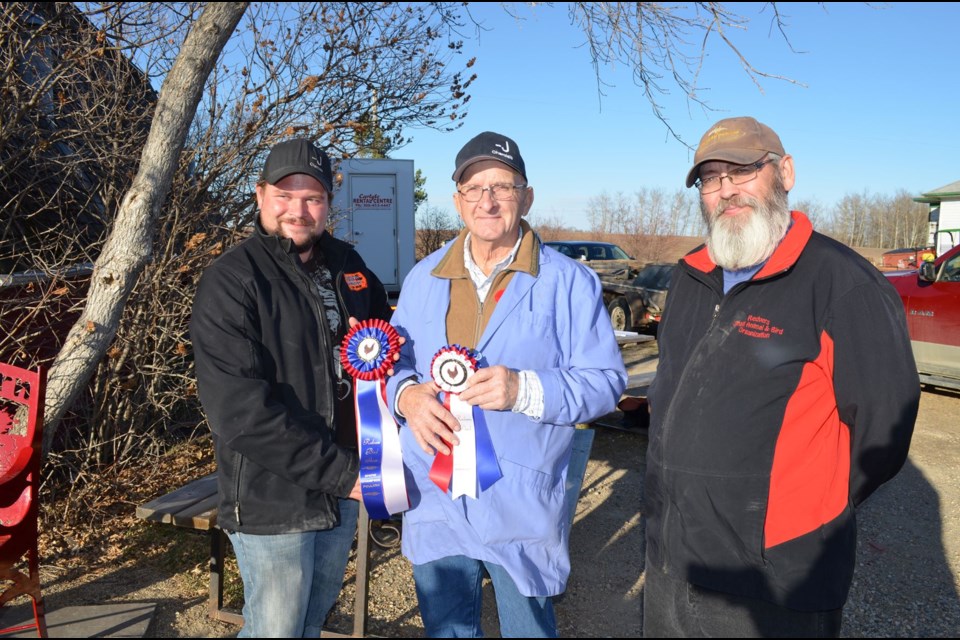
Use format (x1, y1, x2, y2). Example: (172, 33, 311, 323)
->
(227, 498, 359, 638)
(412, 555, 557, 638)
(643, 554, 842, 637)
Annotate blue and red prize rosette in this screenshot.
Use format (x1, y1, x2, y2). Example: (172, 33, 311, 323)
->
(340, 319, 409, 519)
(428, 345, 502, 499)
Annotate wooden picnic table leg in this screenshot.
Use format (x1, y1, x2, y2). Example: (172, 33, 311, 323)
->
(209, 527, 243, 625)
(352, 504, 371, 637)
(322, 503, 371, 638)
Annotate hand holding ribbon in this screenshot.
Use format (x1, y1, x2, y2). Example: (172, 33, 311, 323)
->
(340, 319, 409, 520)
(428, 345, 502, 499)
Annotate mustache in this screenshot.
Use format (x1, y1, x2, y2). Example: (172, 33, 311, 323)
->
(712, 195, 759, 217)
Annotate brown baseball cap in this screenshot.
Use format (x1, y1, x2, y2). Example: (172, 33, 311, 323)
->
(685, 117, 785, 188)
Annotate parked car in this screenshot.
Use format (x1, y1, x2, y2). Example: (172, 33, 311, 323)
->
(884, 243, 960, 390)
(544, 240, 639, 279)
(601, 262, 676, 333)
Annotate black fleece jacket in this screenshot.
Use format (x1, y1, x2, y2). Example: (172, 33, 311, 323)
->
(190, 223, 391, 534)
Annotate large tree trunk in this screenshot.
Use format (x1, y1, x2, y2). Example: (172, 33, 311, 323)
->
(42, 2, 249, 457)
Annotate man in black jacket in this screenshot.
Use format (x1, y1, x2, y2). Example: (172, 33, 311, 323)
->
(190, 139, 392, 637)
(644, 117, 920, 637)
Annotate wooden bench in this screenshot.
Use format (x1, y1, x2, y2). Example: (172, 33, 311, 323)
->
(135, 429, 595, 636)
(135, 472, 375, 636)
(134, 473, 242, 627)
(615, 330, 655, 346)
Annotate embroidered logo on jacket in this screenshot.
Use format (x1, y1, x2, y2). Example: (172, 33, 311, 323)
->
(344, 272, 368, 291)
(733, 314, 784, 339)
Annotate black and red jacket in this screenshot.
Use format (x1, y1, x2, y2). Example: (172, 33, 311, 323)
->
(645, 212, 920, 611)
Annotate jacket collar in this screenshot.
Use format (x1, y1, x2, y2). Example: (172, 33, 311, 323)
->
(254, 218, 301, 258)
(683, 211, 813, 278)
(431, 219, 541, 279)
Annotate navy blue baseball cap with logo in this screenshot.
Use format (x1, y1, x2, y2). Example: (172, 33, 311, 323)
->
(452, 131, 527, 182)
(261, 138, 334, 193)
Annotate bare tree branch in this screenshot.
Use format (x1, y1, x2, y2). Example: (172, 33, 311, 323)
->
(567, 2, 814, 144)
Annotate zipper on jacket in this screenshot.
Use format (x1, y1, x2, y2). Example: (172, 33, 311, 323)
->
(472, 271, 508, 346)
(286, 252, 336, 425)
(474, 298, 485, 346)
(233, 454, 243, 526)
(332, 266, 353, 398)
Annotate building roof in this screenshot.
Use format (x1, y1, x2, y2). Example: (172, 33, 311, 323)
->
(914, 179, 960, 204)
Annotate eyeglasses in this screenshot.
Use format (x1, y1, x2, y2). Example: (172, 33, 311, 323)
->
(456, 183, 528, 203)
(695, 159, 776, 194)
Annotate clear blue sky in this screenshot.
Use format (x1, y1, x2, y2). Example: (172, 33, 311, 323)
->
(397, 2, 958, 231)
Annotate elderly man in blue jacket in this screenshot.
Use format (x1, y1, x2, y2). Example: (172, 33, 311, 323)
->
(386, 131, 626, 637)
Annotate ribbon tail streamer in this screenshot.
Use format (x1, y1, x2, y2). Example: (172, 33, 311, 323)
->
(429, 393, 454, 492)
(356, 378, 407, 520)
(449, 394, 477, 499)
(377, 381, 409, 515)
(472, 405, 502, 491)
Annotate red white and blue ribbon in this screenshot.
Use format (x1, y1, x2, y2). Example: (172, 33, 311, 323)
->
(340, 319, 409, 519)
(429, 345, 502, 499)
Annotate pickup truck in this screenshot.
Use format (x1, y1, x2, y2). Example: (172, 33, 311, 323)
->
(885, 243, 960, 390)
(601, 263, 675, 333)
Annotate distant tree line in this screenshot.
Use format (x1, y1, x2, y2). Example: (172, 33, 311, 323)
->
(817, 191, 929, 250)
(414, 187, 930, 267)
(540, 187, 930, 259)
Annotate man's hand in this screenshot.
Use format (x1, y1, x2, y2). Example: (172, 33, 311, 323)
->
(398, 381, 461, 455)
(458, 365, 519, 411)
(348, 476, 363, 501)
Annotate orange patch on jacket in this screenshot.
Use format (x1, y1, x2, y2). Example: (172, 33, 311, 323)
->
(344, 272, 368, 291)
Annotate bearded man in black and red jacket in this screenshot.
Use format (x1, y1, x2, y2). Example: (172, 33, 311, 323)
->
(644, 116, 920, 638)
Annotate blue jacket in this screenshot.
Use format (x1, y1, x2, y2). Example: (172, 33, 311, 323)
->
(386, 228, 627, 596)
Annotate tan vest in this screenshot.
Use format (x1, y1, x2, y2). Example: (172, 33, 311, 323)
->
(430, 220, 541, 349)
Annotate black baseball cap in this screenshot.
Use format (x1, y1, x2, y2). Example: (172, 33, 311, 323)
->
(260, 138, 334, 192)
(452, 131, 527, 182)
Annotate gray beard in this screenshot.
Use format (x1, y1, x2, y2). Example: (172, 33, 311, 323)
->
(701, 178, 791, 270)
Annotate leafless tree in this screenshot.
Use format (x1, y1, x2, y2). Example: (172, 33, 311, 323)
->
(586, 187, 702, 261)
(670, 189, 704, 237)
(791, 198, 825, 230)
(529, 212, 572, 241)
(416, 204, 460, 260)
(820, 190, 928, 249)
(0, 4, 468, 489)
